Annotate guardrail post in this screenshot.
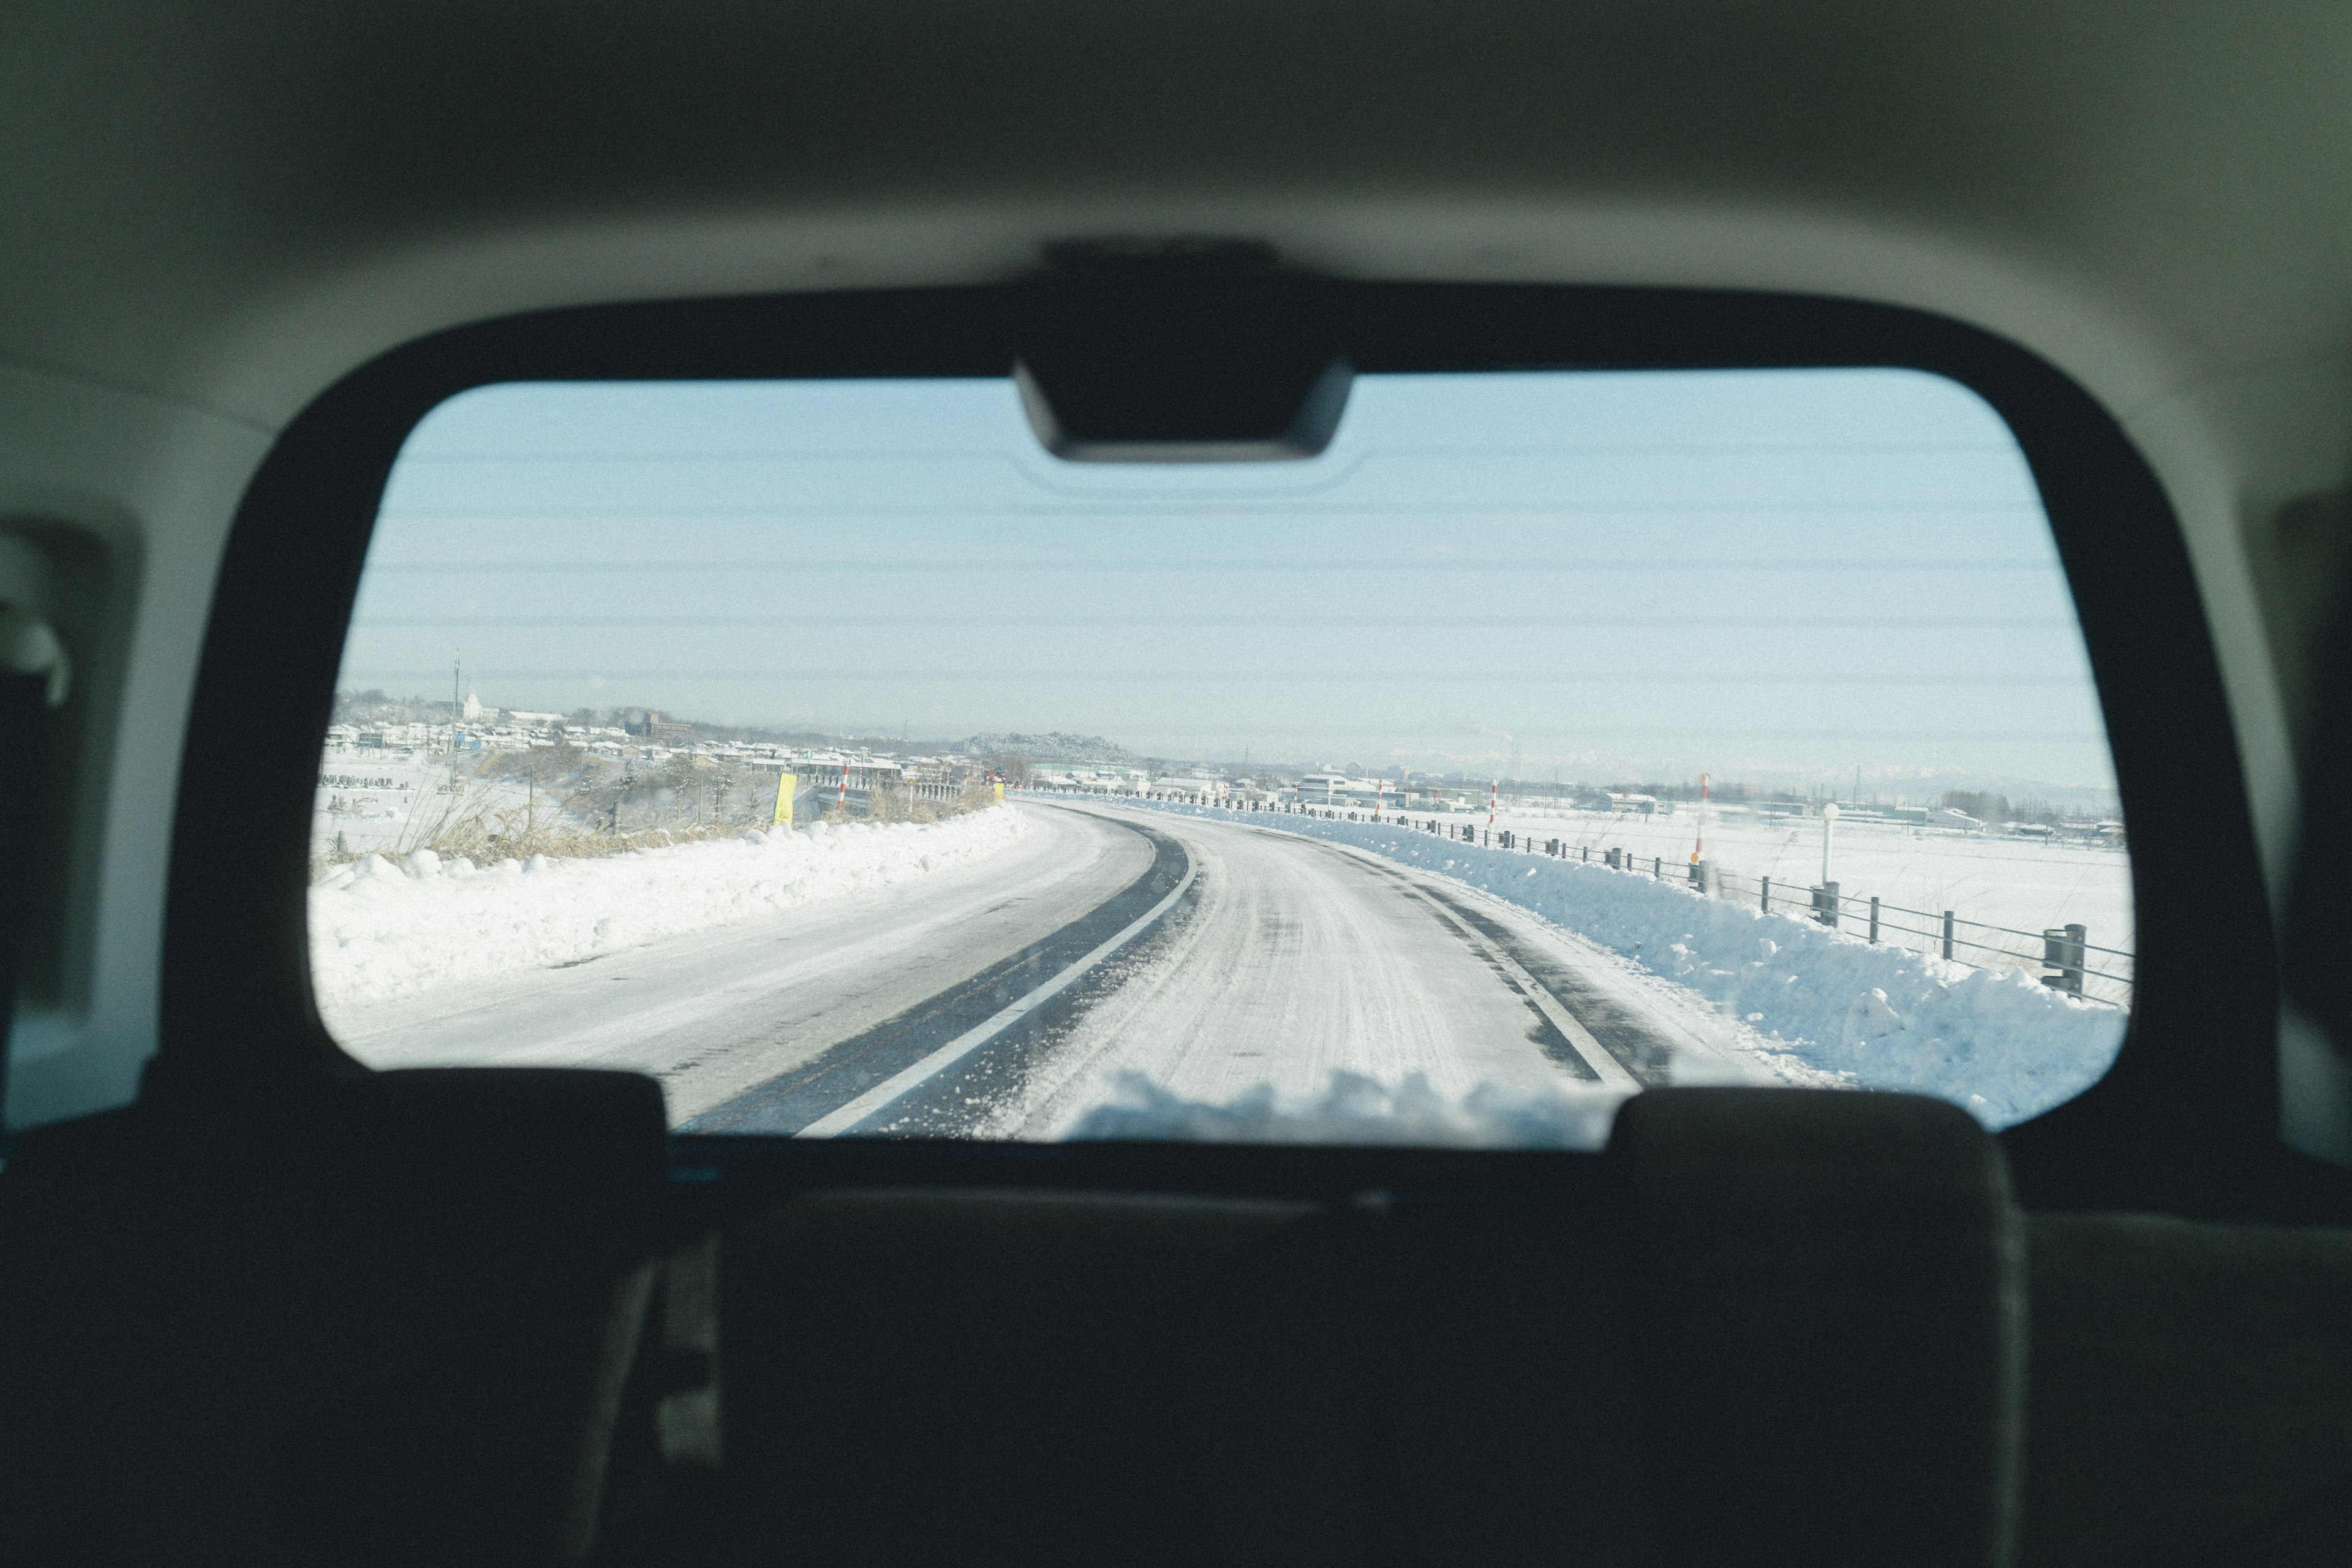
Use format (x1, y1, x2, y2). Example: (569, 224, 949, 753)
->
(1942, 910, 1955, 961)
(1868, 895, 1880, 943)
(1761, 875, 1771, 913)
(2041, 924, 2087, 995)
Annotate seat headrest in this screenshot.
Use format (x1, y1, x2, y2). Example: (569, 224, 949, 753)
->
(1608, 1088, 2025, 1568)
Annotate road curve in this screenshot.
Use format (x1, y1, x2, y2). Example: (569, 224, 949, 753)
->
(334, 798, 1768, 1134)
(329, 801, 1152, 1121)
(861, 801, 1743, 1139)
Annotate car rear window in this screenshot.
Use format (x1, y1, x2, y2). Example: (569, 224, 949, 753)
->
(308, 368, 2130, 1144)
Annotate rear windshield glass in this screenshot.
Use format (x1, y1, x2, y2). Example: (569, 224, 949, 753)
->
(311, 369, 2131, 1145)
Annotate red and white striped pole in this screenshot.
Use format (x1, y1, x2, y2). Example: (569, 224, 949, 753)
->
(1376, 777, 1384, 821)
(838, 761, 850, 810)
(1489, 779, 1498, 830)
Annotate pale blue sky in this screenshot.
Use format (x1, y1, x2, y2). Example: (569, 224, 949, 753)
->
(344, 368, 2114, 797)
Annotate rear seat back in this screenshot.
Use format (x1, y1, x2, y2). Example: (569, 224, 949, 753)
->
(0, 1067, 669, 1566)
(719, 1088, 2025, 1567)
(723, 1188, 1310, 1567)
(1611, 1088, 2025, 1567)
(1182, 1194, 1648, 1568)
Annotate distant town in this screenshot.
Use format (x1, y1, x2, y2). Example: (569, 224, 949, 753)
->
(322, 690, 2125, 843)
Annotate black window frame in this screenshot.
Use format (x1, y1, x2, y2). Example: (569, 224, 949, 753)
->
(153, 279, 2277, 1218)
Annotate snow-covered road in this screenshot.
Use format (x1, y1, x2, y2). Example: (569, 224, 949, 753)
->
(334, 800, 1779, 1133)
(910, 802, 1783, 1140)
(331, 802, 1149, 1119)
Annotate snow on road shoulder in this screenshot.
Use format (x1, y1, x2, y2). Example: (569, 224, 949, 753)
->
(311, 807, 1030, 1012)
(1079, 798, 2125, 1126)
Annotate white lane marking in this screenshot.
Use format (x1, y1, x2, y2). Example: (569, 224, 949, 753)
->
(795, 856, 1198, 1137)
(1375, 871, 1645, 1091)
(1070, 804, 1646, 1090)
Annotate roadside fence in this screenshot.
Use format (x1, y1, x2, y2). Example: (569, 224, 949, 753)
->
(1023, 785, 2134, 1008)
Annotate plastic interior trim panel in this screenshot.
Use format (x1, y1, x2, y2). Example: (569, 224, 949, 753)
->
(157, 279, 2274, 1216)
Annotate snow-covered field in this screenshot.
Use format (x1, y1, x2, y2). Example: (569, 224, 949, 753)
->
(1431, 804, 2132, 959)
(314, 753, 514, 857)
(1068, 796, 2128, 1126)
(309, 806, 1030, 1013)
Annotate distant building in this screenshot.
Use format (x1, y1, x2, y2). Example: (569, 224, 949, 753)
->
(627, 710, 696, 742)
(1577, 790, 1662, 815)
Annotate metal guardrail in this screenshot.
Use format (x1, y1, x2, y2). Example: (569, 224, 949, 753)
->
(1698, 864, 2133, 1005)
(1023, 786, 2135, 1007)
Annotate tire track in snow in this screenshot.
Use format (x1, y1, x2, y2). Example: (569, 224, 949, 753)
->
(1327, 850, 1677, 1087)
(681, 816, 1190, 1134)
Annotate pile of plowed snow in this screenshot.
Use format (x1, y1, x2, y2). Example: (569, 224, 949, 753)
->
(1089, 798, 2127, 1126)
(310, 809, 1028, 1011)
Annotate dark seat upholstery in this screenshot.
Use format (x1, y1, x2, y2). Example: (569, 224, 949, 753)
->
(722, 1188, 1310, 1567)
(717, 1088, 2026, 1567)
(2022, 1212, 2352, 1567)
(0, 1067, 669, 1567)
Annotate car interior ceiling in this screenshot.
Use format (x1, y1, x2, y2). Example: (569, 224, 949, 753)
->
(7, 4, 2352, 1566)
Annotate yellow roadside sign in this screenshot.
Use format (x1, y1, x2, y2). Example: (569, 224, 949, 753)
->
(774, 772, 797, 827)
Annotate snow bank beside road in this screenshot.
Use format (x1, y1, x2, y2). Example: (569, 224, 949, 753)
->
(311, 808, 1029, 1012)
(1084, 799, 2125, 1126)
